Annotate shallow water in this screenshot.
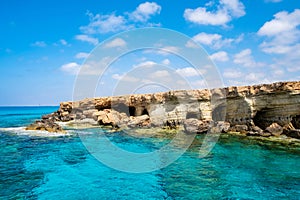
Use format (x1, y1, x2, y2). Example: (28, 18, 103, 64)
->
(0, 107, 299, 199)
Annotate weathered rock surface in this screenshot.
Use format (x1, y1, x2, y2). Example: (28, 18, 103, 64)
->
(183, 119, 211, 134)
(26, 81, 300, 139)
(285, 130, 300, 139)
(26, 119, 64, 132)
(265, 123, 283, 136)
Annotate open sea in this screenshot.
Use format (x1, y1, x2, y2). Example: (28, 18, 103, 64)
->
(0, 106, 299, 199)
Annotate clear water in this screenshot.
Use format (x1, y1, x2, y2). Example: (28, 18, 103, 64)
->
(0, 107, 299, 199)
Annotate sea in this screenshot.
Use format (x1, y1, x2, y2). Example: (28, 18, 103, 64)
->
(0, 106, 299, 199)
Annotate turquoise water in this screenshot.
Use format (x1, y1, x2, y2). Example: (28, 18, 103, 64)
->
(0, 107, 299, 199)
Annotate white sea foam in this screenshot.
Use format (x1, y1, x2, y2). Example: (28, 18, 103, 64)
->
(0, 127, 73, 137)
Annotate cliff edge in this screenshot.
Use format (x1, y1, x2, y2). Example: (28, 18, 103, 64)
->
(26, 81, 300, 139)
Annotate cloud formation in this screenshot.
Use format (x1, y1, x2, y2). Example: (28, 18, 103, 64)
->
(80, 2, 161, 35)
(75, 34, 99, 45)
(258, 9, 300, 54)
(104, 38, 127, 48)
(31, 41, 47, 47)
(187, 32, 243, 49)
(130, 2, 161, 22)
(234, 49, 265, 67)
(184, 0, 245, 26)
(60, 62, 81, 75)
(210, 51, 229, 62)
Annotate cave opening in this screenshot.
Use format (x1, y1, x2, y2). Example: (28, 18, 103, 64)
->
(113, 103, 128, 114)
(142, 108, 149, 116)
(292, 115, 300, 129)
(129, 106, 136, 117)
(186, 112, 200, 119)
(253, 110, 270, 129)
(212, 104, 226, 122)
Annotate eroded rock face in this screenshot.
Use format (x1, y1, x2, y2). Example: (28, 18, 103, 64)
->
(265, 123, 283, 136)
(26, 119, 64, 132)
(183, 119, 211, 134)
(26, 81, 300, 139)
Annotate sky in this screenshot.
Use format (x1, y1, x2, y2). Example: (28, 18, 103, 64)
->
(0, 0, 300, 105)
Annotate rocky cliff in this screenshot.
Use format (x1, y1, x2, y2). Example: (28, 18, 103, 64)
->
(26, 81, 300, 139)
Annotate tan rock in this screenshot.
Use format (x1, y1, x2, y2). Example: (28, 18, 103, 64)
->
(265, 123, 283, 136)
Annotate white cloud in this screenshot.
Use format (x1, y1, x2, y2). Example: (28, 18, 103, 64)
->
(77, 57, 111, 75)
(80, 3, 162, 35)
(257, 9, 300, 73)
(245, 72, 266, 82)
(75, 52, 89, 59)
(75, 34, 99, 45)
(234, 49, 265, 67)
(176, 67, 205, 77)
(112, 73, 139, 82)
(192, 33, 222, 46)
(142, 46, 179, 56)
(258, 9, 300, 54)
(151, 70, 170, 78)
(60, 62, 80, 75)
(153, 45, 180, 55)
(158, 46, 180, 55)
(192, 80, 207, 89)
(130, 2, 161, 22)
(258, 10, 300, 37)
(80, 13, 127, 34)
(31, 41, 46, 47)
(221, 0, 246, 17)
(133, 61, 157, 68)
(210, 51, 229, 62)
(104, 38, 126, 48)
(184, 7, 230, 26)
(60, 39, 67, 46)
(187, 32, 242, 49)
(183, 0, 245, 26)
(223, 69, 244, 79)
(162, 59, 170, 65)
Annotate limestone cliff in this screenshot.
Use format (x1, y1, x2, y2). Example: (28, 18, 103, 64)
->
(26, 81, 300, 139)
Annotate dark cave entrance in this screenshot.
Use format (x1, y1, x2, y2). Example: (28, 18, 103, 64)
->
(186, 112, 200, 119)
(253, 110, 270, 129)
(129, 106, 136, 117)
(141, 108, 149, 116)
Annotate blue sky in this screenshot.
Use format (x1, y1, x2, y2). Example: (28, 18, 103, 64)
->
(0, 0, 300, 105)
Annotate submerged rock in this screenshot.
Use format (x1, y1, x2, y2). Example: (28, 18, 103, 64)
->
(26, 119, 64, 133)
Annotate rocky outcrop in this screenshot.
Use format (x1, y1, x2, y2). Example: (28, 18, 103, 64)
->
(26, 119, 64, 132)
(26, 81, 300, 140)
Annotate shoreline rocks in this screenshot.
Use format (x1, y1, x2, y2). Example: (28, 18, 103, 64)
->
(26, 81, 300, 141)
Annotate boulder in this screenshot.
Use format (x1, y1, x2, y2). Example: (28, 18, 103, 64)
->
(246, 126, 271, 137)
(183, 118, 211, 134)
(97, 109, 129, 127)
(82, 109, 98, 118)
(265, 123, 283, 136)
(210, 121, 230, 133)
(128, 115, 150, 128)
(26, 119, 64, 133)
(228, 125, 249, 134)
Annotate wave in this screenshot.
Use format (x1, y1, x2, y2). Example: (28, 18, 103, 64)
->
(0, 127, 73, 137)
